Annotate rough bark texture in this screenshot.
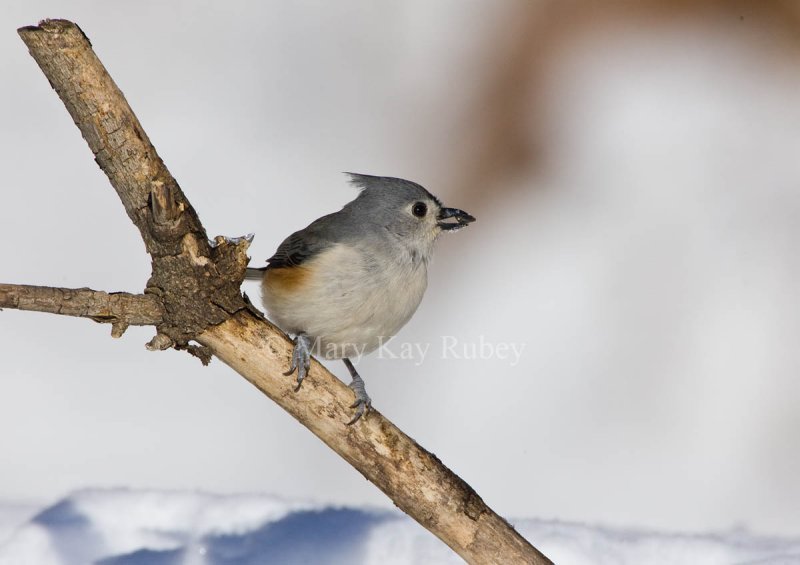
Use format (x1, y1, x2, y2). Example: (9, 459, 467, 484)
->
(9, 19, 553, 565)
(18, 19, 251, 349)
(0, 283, 162, 337)
(199, 313, 550, 564)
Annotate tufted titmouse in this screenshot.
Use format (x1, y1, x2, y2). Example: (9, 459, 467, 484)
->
(246, 173, 475, 423)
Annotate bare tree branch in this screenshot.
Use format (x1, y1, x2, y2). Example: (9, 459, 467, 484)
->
(17, 21, 204, 259)
(198, 314, 550, 564)
(18, 19, 249, 350)
(0, 283, 162, 336)
(10, 19, 553, 565)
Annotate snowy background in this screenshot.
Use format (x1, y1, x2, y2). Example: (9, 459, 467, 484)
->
(2, 1, 800, 563)
(1, 489, 800, 565)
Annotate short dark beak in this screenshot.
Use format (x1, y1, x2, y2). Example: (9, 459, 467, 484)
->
(437, 207, 476, 231)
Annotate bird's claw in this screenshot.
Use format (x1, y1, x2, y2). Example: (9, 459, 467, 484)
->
(346, 380, 372, 425)
(284, 334, 312, 390)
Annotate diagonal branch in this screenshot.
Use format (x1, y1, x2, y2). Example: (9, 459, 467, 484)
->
(11, 18, 553, 565)
(17, 20, 205, 260)
(18, 20, 250, 350)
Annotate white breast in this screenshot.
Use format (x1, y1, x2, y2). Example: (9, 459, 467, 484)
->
(262, 243, 428, 359)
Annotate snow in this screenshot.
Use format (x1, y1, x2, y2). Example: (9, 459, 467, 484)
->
(0, 490, 798, 565)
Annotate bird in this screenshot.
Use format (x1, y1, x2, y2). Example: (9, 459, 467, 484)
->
(245, 173, 475, 424)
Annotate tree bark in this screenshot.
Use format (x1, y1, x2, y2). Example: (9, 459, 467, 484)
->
(8, 19, 552, 565)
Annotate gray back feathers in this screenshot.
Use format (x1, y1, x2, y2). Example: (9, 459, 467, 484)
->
(263, 173, 441, 270)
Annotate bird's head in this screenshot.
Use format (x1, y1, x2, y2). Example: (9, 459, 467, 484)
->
(344, 173, 475, 258)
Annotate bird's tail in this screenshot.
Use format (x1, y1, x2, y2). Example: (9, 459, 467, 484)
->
(244, 267, 267, 281)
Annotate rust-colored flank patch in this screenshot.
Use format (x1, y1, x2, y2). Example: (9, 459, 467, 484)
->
(263, 266, 312, 295)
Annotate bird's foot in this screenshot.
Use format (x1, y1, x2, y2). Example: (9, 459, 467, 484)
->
(347, 379, 372, 426)
(284, 333, 312, 391)
(343, 358, 372, 425)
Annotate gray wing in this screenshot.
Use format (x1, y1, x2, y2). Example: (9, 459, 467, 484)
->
(245, 230, 327, 279)
(264, 213, 341, 269)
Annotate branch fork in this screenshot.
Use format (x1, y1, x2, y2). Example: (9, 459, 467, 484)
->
(4, 19, 551, 565)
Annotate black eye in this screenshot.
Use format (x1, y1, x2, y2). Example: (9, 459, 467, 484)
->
(412, 202, 427, 218)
